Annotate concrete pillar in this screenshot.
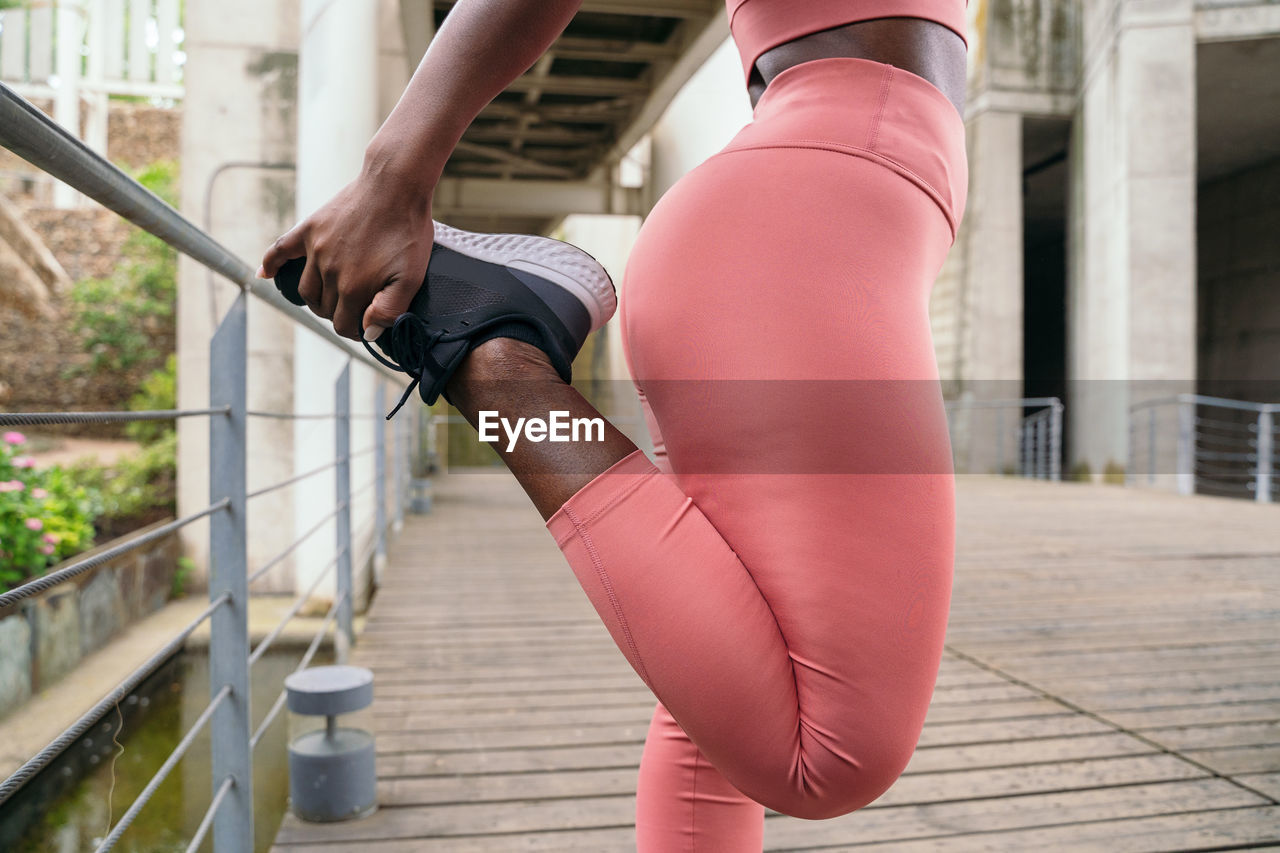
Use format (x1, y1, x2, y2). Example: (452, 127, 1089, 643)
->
(1068, 0, 1197, 482)
(177, 0, 301, 590)
(941, 108, 1023, 473)
(53, 0, 83, 208)
(293, 0, 379, 605)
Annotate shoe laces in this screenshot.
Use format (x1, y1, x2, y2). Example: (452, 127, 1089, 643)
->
(363, 312, 446, 420)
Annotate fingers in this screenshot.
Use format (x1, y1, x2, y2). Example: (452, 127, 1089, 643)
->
(296, 256, 324, 316)
(362, 273, 422, 340)
(260, 223, 308, 278)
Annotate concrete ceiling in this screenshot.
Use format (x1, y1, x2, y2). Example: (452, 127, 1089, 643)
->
(426, 0, 726, 234)
(1196, 37, 1280, 184)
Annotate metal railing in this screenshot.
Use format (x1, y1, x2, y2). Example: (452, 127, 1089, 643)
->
(0, 80, 417, 852)
(1128, 393, 1277, 502)
(944, 396, 1064, 480)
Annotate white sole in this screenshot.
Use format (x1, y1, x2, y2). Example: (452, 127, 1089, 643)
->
(432, 220, 617, 332)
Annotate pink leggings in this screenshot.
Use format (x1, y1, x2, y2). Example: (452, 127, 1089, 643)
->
(546, 57, 968, 850)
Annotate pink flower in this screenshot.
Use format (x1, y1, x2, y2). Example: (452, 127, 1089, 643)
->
(32, 488, 48, 499)
(12, 457, 34, 469)
(0, 480, 23, 493)
(24, 517, 42, 532)
(3, 432, 24, 445)
(40, 544, 55, 555)
(42, 533, 58, 544)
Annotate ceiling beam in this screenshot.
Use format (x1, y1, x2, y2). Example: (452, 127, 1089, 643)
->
(595, 5, 729, 179)
(505, 74, 649, 97)
(434, 177, 645, 218)
(551, 36, 681, 63)
(577, 0, 716, 18)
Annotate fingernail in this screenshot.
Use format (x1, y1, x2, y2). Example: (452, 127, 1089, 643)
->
(363, 325, 386, 341)
(256, 265, 267, 279)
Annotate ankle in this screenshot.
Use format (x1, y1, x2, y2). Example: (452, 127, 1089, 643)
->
(446, 337, 563, 404)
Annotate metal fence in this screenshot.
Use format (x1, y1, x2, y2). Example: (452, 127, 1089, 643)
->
(1128, 393, 1276, 502)
(944, 396, 1064, 480)
(0, 80, 416, 852)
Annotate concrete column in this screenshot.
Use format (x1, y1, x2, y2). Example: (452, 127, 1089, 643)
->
(177, 0, 301, 590)
(293, 0, 379, 605)
(53, 0, 83, 208)
(943, 108, 1023, 473)
(1068, 0, 1196, 482)
(961, 108, 1024, 388)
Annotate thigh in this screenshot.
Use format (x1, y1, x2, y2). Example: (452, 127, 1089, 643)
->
(621, 140, 958, 771)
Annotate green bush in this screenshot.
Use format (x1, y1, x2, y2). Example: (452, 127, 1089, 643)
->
(0, 432, 96, 592)
(126, 354, 177, 443)
(68, 161, 179, 375)
(71, 431, 177, 540)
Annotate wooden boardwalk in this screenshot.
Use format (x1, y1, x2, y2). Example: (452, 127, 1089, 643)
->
(274, 471, 1280, 851)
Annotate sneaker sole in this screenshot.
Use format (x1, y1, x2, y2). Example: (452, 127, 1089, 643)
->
(431, 221, 617, 333)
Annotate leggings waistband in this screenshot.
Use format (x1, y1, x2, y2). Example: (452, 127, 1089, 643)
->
(722, 56, 968, 239)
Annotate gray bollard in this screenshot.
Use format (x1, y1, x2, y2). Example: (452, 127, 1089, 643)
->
(409, 477, 433, 514)
(285, 665, 377, 822)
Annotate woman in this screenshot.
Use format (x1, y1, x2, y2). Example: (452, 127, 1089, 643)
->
(261, 1, 968, 848)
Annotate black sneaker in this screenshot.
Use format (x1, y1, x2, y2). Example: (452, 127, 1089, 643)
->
(274, 221, 616, 417)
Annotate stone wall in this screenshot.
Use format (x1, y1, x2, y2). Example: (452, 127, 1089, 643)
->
(0, 102, 182, 428)
(0, 520, 181, 720)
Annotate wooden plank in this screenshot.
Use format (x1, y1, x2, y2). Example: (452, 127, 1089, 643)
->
(827, 806, 1280, 852)
(903, 732, 1153, 774)
(377, 742, 644, 778)
(127, 0, 148, 81)
(277, 469, 1280, 851)
(1110, 700, 1280, 730)
(0, 8, 26, 80)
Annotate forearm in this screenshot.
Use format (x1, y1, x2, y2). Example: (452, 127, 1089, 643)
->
(363, 0, 582, 190)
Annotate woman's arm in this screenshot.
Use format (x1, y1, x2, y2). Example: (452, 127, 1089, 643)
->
(260, 0, 583, 340)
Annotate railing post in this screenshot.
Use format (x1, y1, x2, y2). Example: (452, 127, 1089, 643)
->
(1148, 407, 1157, 486)
(1176, 398, 1195, 496)
(374, 382, 387, 583)
(1020, 418, 1031, 479)
(208, 291, 253, 852)
(995, 408, 1005, 476)
(393, 410, 405, 529)
(1050, 400, 1063, 482)
(1256, 409, 1273, 504)
(335, 364, 353, 664)
(1035, 414, 1047, 480)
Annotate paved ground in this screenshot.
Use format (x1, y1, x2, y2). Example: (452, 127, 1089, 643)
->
(273, 471, 1280, 851)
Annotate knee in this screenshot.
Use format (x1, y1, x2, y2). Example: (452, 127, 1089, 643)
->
(764, 751, 911, 821)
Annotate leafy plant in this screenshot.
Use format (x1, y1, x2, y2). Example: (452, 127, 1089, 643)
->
(0, 432, 96, 592)
(172, 556, 194, 598)
(126, 354, 177, 443)
(68, 161, 179, 374)
(71, 431, 177, 537)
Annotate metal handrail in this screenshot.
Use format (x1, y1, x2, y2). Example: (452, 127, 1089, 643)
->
(0, 78, 415, 853)
(0, 82, 397, 379)
(94, 685, 234, 852)
(0, 407, 229, 426)
(0, 593, 231, 805)
(1128, 393, 1275, 502)
(250, 591, 346, 750)
(0, 500, 230, 609)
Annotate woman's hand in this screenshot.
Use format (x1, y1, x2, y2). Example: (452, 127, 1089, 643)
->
(259, 166, 434, 341)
